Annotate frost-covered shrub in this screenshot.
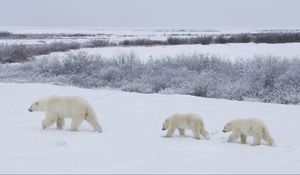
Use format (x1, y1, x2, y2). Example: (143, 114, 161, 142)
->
(86, 40, 111, 47)
(167, 32, 300, 45)
(167, 37, 188, 45)
(0, 31, 12, 37)
(0, 44, 33, 63)
(0, 42, 81, 64)
(99, 66, 122, 84)
(120, 39, 166, 46)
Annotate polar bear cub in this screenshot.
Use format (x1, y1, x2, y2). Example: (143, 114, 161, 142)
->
(223, 118, 274, 146)
(28, 95, 102, 132)
(162, 113, 209, 140)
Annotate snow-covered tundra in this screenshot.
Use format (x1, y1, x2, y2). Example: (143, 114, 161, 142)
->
(1, 83, 300, 173)
(223, 118, 274, 146)
(28, 95, 102, 132)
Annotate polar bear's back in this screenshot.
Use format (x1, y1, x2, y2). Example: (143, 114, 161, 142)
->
(244, 118, 267, 128)
(170, 113, 202, 121)
(169, 113, 203, 129)
(233, 118, 267, 135)
(247, 118, 269, 131)
(42, 95, 94, 117)
(232, 118, 266, 125)
(44, 95, 87, 106)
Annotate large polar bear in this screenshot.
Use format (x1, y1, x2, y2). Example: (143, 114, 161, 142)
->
(162, 113, 209, 140)
(28, 95, 102, 132)
(223, 118, 274, 146)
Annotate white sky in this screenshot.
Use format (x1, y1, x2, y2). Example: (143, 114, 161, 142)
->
(0, 0, 299, 29)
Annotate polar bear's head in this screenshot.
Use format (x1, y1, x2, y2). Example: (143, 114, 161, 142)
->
(223, 121, 234, 132)
(28, 100, 43, 112)
(162, 119, 169, 130)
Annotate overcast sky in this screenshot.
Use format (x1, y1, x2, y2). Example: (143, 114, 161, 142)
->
(0, 0, 299, 29)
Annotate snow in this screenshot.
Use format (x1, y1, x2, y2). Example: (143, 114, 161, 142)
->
(0, 26, 269, 35)
(0, 82, 299, 173)
(2, 26, 299, 35)
(40, 43, 300, 61)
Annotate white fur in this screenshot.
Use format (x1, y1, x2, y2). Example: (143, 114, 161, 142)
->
(162, 113, 209, 140)
(28, 95, 102, 132)
(223, 118, 274, 146)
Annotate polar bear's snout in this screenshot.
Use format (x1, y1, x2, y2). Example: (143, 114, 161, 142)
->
(28, 103, 35, 112)
(162, 123, 166, 130)
(162, 119, 169, 130)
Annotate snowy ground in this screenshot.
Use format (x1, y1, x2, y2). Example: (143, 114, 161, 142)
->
(0, 83, 299, 173)
(38, 43, 300, 61)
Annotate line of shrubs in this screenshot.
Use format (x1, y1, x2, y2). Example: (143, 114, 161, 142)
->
(0, 42, 81, 63)
(0, 31, 107, 39)
(167, 32, 300, 45)
(1, 52, 299, 105)
(1, 31, 300, 64)
(0, 39, 115, 63)
(2, 30, 300, 44)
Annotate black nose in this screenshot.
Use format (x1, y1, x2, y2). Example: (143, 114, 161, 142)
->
(162, 128, 166, 130)
(28, 109, 32, 112)
(222, 130, 226, 132)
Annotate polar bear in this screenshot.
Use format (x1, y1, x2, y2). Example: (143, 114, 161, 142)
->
(162, 113, 209, 140)
(223, 118, 274, 146)
(28, 95, 102, 132)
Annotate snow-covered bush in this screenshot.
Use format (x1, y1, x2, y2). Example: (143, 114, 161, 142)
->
(167, 32, 300, 45)
(86, 39, 112, 47)
(0, 31, 12, 37)
(120, 39, 166, 46)
(0, 42, 81, 63)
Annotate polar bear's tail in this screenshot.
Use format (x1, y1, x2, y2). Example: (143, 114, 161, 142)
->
(263, 127, 274, 146)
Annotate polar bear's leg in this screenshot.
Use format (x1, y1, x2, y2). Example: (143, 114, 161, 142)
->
(86, 115, 102, 132)
(165, 127, 175, 137)
(263, 136, 274, 145)
(178, 128, 185, 136)
(228, 132, 240, 142)
(42, 117, 56, 129)
(192, 129, 201, 140)
(262, 128, 274, 145)
(241, 134, 247, 144)
(56, 118, 65, 130)
(70, 118, 84, 131)
(252, 134, 261, 146)
(200, 128, 209, 139)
